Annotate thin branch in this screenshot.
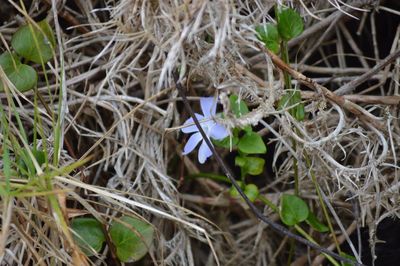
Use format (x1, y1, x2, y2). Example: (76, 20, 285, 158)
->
(301, 91, 400, 105)
(259, 44, 387, 132)
(334, 48, 400, 95)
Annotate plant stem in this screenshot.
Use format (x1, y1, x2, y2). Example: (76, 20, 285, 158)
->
(281, 40, 300, 195)
(304, 152, 342, 255)
(187, 173, 231, 183)
(281, 40, 292, 92)
(294, 224, 340, 266)
(291, 138, 299, 195)
(258, 194, 278, 212)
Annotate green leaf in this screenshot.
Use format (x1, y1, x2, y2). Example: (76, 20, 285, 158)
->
(110, 216, 154, 262)
(0, 52, 37, 92)
(235, 156, 265, 176)
(244, 184, 259, 202)
(229, 181, 244, 198)
(0, 52, 18, 73)
(71, 217, 105, 256)
(277, 8, 304, 41)
(280, 194, 309, 226)
(229, 94, 249, 118)
(238, 132, 267, 154)
(213, 135, 239, 149)
(306, 212, 329, 232)
(11, 20, 55, 64)
(256, 23, 280, 54)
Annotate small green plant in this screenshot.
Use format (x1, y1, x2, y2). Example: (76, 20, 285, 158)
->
(71, 216, 155, 262)
(0, 19, 54, 92)
(255, 7, 346, 265)
(179, 7, 349, 264)
(256, 7, 305, 122)
(256, 6, 305, 197)
(71, 217, 106, 256)
(0, 52, 37, 92)
(0, 16, 95, 265)
(280, 194, 309, 226)
(214, 94, 266, 202)
(279, 194, 328, 232)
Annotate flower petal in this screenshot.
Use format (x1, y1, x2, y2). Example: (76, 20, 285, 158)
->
(209, 123, 229, 140)
(182, 132, 202, 155)
(198, 140, 213, 164)
(181, 113, 204, 133)
(200, 97, 217, 117)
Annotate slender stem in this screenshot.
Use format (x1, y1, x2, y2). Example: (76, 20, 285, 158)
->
(257, 194, 278, 212)
(304, 153, 342, 255)
(281, 41, 292, 92)
(291, 138, 299, 195)
(187, 173, 231, 183)
(294, 225, 340, 266)
(281, 40, 299, 195)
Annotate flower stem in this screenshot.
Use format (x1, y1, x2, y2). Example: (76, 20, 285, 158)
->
(304, 152, 342, 255)
(281, 39, 300, 195)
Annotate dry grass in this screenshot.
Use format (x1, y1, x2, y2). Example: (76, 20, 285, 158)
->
(0, 0, 399, 265)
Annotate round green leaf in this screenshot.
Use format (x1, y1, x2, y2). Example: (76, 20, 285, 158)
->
(279, 194, 309, 226)
(229, 181, 244, 198)
(306, 212, 329, 233)
(0, 52, 37, 92)
(6, 64, 37, 92)
(277, 8, 304, 41)
(256, 23, 280, 53)
(11, 20, 54, 64)
(0, 52, 19, 73)
(235, 156, 265, 176)
(244, 184, 259, 202)
(238, 132, 267, 154)
(246, 157, 265, 175)
(110, 216, 154, 262)
(71, 217, 106, 256)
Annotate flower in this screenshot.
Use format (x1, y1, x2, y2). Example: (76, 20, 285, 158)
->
(181, 97, 229, 164)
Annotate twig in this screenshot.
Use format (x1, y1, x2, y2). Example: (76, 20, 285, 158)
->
(301, 91, 400, 105)
(339, 22, 370, 68)
(334, 48, 400, 95)
(259, 44, 387, 132)
(173, 72, 362, 266)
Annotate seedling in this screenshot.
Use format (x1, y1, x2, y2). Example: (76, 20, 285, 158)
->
(71, 216, 154, 262)
(0, 19, 54, 92)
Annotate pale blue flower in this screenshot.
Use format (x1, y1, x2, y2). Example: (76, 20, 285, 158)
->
(182, 97, 229, 164)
